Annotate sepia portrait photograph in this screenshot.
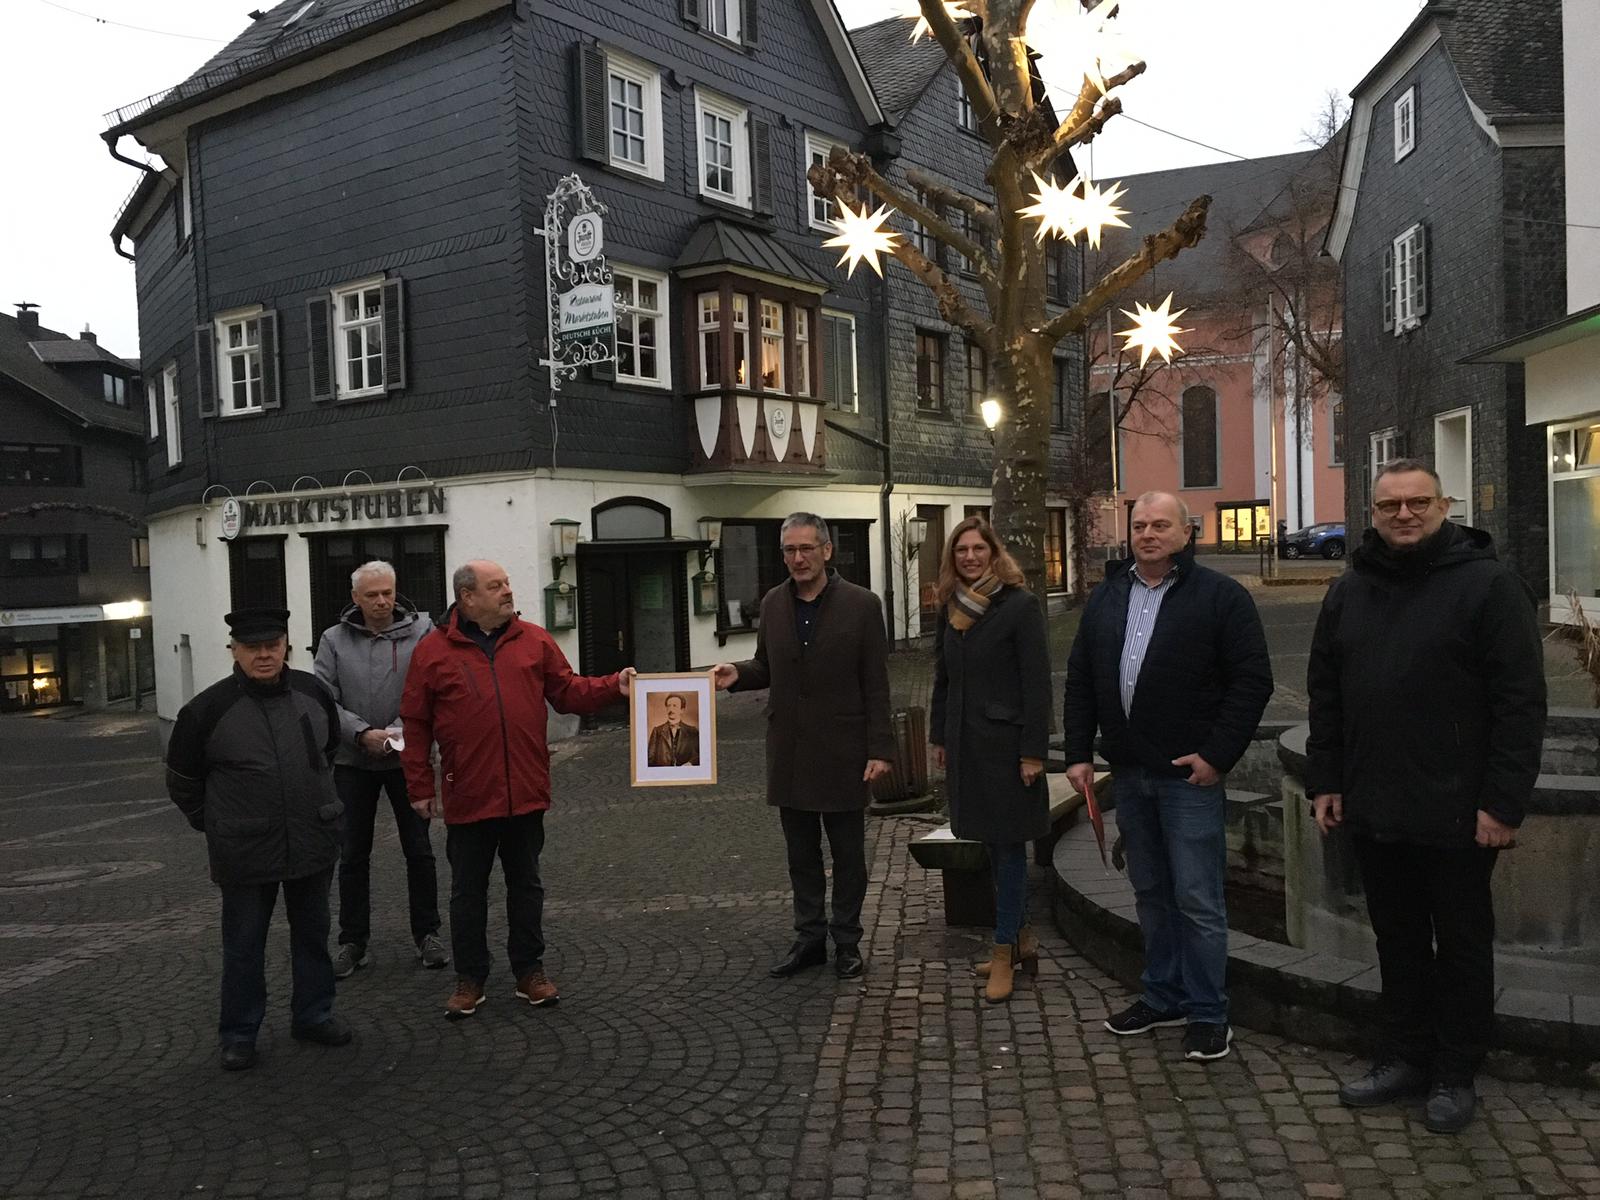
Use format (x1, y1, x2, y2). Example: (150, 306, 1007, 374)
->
(630, 671, 717, 787)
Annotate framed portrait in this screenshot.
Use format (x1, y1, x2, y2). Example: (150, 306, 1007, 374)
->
(629, 671, 717, 787)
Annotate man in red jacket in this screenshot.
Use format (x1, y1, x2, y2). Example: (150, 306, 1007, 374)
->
(401, 559, 633, 1019)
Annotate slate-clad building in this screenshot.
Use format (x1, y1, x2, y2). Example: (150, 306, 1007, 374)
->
(103, 0, 1079, 727)
(0, 306, 153, 711)
(1327, 0, 1565, 595)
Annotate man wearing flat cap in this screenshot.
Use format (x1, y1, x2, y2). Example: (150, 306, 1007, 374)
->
(166, 607, 353, 1071)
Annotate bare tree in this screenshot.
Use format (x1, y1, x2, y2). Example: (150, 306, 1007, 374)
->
(808, 0, 1210, 597)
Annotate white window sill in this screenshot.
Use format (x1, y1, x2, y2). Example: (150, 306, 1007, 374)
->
(338, 386, 386, 401)
(608, 157, 661, 182)
(615, 375, 672, 390)
(219, 407, 266, 419)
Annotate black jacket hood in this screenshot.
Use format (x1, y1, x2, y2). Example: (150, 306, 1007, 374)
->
(1352, 521, 1497, 578)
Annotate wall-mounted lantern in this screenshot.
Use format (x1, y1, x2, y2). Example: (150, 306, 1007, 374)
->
(550, 518, 580, 580)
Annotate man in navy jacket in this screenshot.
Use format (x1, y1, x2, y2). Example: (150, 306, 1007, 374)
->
(1063, 492, 1272, 1062)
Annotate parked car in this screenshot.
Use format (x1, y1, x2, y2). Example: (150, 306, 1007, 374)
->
(1280, 522, 1346, 560)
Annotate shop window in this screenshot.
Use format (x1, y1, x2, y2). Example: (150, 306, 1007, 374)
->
(228, 538, 289, 614)
(1, 443, 81, 486)
(306, 528, 447, 647)
(1551, 423, 1600, 605)
(0, 639, 65, 711)
(716, 518, 871, 631)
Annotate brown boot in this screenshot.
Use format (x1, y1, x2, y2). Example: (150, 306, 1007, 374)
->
(984, 944, 1015, 1004)
(975, 924, 1039, 977)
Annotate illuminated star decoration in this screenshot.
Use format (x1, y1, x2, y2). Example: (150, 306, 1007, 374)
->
(1118, 294, 1189, 367)
(895, 0, 974, 41)
(1072, 177, 1129, 249)
(1017, 174, 1128, 248)
(1022, 0, 1141, 95)
(823, 201, 902, 278)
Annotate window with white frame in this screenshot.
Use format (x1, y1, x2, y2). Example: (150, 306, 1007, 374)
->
(699, 293, 723, 389)
(759, 300, 785, 393)
(794, 309, 812, 397)
(1391, 223, 1427, 332)
(702, 0, 740, 43)
(613, 266, 669, 387)
(731, 293, 750, 386)
(912, 189, 937, 258)
(957, 89, 976, 132)
(215, 310, 263, 414)
(606, 52, 663, 179)
(162, 361, 181, 467)
(806, 134, 844, 230)
(1370, 427, 1403, 481)
(696, 90, 749, 207)
(333, 279, 385, 396)
(821, 310, 856, 412)
(145, 372, 161, 438)
(1393, 86, 1416, 161)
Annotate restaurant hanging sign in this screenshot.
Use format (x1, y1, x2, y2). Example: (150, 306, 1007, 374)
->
(541, 173, 616, 394)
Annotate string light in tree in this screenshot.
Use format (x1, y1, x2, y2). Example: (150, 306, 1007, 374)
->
(895, 0, 975, 41)
(823, 201, 902, 277)
(1018, 174, 1128, 248)
(1021, 0, 1141, 94)
(1118, 293, 1189, 367)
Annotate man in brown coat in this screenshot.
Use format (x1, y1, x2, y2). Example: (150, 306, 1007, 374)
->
(714, 512, 893, 979)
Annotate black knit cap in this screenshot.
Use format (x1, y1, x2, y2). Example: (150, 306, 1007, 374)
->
(225, 608, 290, 642)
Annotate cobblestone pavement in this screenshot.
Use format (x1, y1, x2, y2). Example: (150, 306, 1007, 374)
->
(4, 701, 1600, 1199)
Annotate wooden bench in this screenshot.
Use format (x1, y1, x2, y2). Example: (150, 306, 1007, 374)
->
(909, 770, 1110, 928)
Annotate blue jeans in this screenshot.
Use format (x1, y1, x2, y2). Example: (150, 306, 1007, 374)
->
(218, 867, 336, 1046)
(986, 842, 1029, 945)
(1114, 767, 1229, 1024)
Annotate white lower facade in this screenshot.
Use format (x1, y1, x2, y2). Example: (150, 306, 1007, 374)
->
(147, 468, 1016, 725)
(1525, 335, 1600, 621)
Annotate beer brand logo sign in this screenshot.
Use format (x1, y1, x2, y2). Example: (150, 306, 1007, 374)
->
(219, 498, 243, 541)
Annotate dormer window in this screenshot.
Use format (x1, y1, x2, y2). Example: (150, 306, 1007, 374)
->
(102, 374, 127, 407)
(1393, 86, 1416, 161)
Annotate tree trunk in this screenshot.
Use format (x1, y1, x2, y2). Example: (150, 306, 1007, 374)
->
(990, 338, 1053, 601)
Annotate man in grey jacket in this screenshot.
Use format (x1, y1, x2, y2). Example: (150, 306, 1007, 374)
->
(167, 607, 352, 1071)
(313, 561, 444, 978)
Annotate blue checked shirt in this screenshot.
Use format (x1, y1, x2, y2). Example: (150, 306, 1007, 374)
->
(1119, 561, 1179, 716)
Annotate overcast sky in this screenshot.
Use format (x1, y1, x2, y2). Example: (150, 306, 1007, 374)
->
(3, 0, 1423, 359)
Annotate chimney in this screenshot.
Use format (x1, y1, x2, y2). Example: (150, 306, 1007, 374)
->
(15, 302, 39, 334)
(80, 323, 97, 345)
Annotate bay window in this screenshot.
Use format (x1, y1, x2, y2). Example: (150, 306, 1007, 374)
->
(760, 300, 785, 393)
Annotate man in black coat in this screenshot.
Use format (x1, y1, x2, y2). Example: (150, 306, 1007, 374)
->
(1063, 492, 1272, 1062)
(166, 608, 352, 1071)
(713, 513, 894, 980)
(1307, 460, 1546, 1133)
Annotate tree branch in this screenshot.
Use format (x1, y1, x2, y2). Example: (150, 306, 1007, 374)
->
(906, 169, 998, 230)
(1026, 63, 1144, 174)
(810, 151, 996, 286)
(917, 0, 1003, 145)
(1037, 193, 1211, 343)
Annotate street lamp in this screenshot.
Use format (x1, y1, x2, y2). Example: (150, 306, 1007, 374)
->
(980, 397, 1002, 441)
(906, 515, 928, 554)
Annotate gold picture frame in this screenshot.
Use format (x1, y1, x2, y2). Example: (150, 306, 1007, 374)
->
(629, 670, 717, 787)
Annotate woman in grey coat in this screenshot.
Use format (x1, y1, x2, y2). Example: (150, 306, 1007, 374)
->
(929, 517, 1052, 1003)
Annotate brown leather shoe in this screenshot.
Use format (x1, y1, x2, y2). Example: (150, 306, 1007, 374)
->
(445, 977, 486, 1019)
(975, 924, 1039, 977)
(515, 968, 560, 1007)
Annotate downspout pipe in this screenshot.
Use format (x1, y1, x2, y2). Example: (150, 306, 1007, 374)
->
(102, 132, 155, 262)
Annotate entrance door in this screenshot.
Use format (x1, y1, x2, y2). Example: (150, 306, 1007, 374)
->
(578, 549, 687, 709)
(1216, 501, 1270, 552)
(0, 642, 65, 711)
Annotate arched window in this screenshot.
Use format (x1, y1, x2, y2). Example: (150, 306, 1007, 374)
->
(592, 497, 670, 541)
(1181, 385, 1219, 490)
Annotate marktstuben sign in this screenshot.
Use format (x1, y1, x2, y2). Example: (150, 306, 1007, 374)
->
(541, 173, 616, 392)
(221, 485, 446, 535)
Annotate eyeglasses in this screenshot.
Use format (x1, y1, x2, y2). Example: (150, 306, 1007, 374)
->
(1373, 496, 1440, 516)
(781, 543, 822, 558)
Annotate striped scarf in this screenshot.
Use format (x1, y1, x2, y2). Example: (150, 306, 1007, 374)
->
(947, 571, 1002, 632)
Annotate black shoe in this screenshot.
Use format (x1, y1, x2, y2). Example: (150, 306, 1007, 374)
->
(834, 946, 864, 979)
(1423, 1082, 1477, 1133)
(1338, 1059, 1429, 1108)
(1182, 1022, 1234, 1061)
(1104, 999, 1186, 1036)
(291, 1016, 353, 1047)
(769, 941, 827, 977)
(220, 1042, 257, 1072)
